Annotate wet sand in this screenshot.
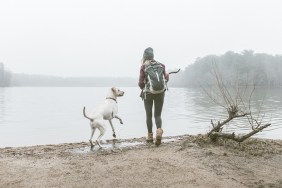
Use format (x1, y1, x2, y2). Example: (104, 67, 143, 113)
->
(0, 135, 282, 188)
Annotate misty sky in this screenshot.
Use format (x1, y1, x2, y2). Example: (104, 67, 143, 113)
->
(1, 0, 282, 77)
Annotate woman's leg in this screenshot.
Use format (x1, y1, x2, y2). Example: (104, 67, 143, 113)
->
(144, 94, 154, 133)
(153, 92, 165, 129)
(153, 92, 165, 146)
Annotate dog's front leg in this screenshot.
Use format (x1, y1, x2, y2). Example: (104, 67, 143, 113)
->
(114, 115, 123, 124)
(108, 120, 116, 138)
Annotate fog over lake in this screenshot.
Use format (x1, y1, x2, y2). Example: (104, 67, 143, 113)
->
(1, 0, 282, 78)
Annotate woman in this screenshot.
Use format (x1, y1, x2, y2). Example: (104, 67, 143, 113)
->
(138, 47, 169, 146)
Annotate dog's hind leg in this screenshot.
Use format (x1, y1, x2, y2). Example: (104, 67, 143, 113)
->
(89, 127, 96, 148)
(108, 120, 116, 138)
(96, 126, 105, 148)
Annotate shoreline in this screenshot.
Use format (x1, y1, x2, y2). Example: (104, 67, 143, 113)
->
(1, 134, 282, 187)
(1, 133, 281, 150)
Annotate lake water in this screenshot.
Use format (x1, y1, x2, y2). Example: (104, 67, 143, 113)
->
(0, 87, 281, 148)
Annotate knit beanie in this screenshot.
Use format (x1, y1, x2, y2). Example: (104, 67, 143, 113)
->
(143, 47, 154, 61)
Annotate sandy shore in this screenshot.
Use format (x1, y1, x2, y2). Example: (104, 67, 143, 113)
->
(0, 135, 282, 188)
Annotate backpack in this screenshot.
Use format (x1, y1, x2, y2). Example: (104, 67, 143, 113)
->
(145, 61, 166, 94)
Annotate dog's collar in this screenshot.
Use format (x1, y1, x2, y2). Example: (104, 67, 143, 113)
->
(106, 97, 117, 103)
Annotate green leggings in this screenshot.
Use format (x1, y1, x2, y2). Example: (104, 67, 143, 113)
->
(144, 92, 165, 133)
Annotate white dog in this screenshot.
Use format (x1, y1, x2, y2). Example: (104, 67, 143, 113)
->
(83, 87, 124, 148)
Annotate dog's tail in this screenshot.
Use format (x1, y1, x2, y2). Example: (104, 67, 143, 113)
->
(83, 107, 94, 122)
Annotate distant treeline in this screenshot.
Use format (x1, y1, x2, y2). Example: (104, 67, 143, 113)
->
(170, 50, 282, 87)
(2, 50, 282, 87)
(11, 73, 137, 87)
(0, 62, 12, 87)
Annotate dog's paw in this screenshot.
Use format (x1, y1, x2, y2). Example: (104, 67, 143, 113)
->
(89, 139, 94, 146)
(96, 140, 102, 148)
(113, 133, 116, 138)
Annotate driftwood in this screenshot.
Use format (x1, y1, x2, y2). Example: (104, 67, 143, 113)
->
(209, 123, 271, 142)
(204, 62, 271, 143)
(207, 104, 249, 136)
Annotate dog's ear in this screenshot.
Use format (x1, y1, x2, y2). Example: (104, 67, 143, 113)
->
(111, 87, 116, 93)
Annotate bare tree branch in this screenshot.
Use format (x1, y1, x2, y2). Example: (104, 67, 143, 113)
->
(202, 62, 272, 143)
(210, 123, 271, 142)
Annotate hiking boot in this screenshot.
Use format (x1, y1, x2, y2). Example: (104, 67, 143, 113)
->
(155, 128, 163, 146)
(146, 133, 154, 143)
